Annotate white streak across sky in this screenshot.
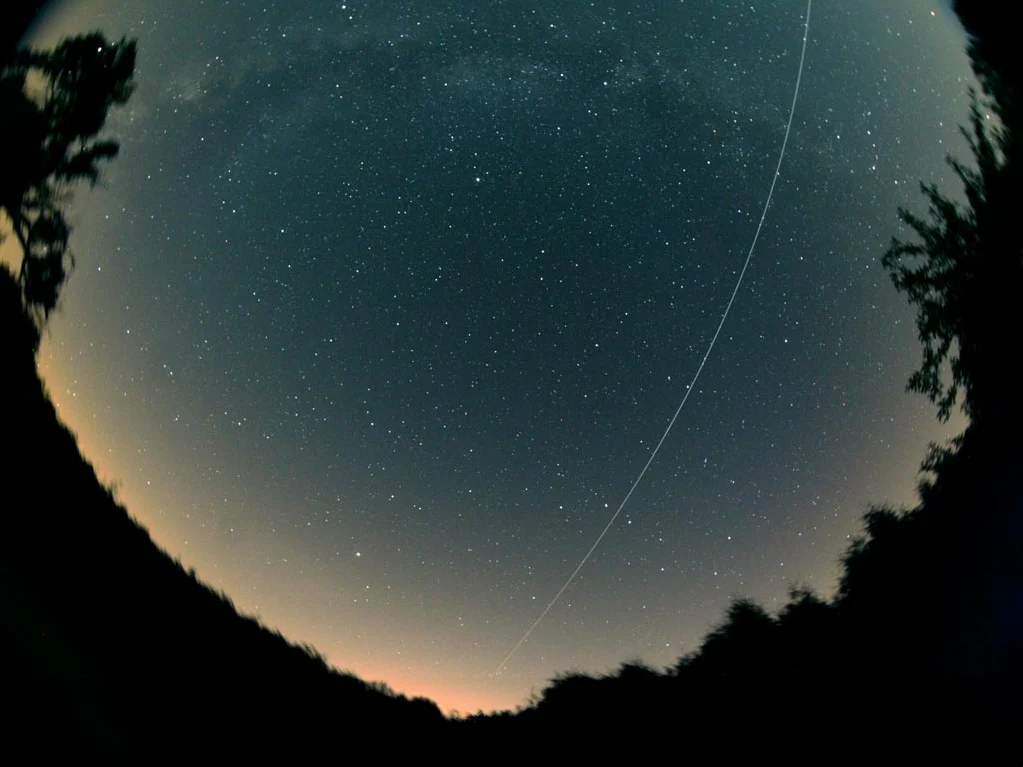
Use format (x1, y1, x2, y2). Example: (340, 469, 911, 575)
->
(494, 0, 814, 677)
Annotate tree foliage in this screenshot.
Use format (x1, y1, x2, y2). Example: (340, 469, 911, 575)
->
(882, 91, 1020, 426)
(0, 33, 135, 325)
(954, 0, 1022, 128)
(879, 92, 1014, 427)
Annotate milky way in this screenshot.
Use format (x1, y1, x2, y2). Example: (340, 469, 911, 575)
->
(23, 0, 973, 712)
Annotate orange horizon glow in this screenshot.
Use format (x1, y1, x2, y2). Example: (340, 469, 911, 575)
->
(30, 349, 956, 717)
(325, 658, 523, 716)
(27, 357, 534, 716)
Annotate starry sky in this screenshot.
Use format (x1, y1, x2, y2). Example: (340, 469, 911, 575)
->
(16, 0, 975, 713)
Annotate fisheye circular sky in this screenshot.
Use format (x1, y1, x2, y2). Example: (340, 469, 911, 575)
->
(24, 0, 973, 712)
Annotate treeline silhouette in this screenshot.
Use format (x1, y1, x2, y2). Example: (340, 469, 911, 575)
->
(2, 5, 1020, 763)
(0, 34, 444, 764)
(1, 266, 446, 763)
(461, 5, 1023, 761)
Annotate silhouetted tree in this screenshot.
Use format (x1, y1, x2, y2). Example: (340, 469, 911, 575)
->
(954, 0, 1021, 124)
(0, 33, 135, 327)
(679, 598, 778, 681)
(882, 89, 1020, 429)
(1, 34, 454, 763)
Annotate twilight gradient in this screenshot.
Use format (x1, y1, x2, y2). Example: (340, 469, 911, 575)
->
(20, 0, 971, 713)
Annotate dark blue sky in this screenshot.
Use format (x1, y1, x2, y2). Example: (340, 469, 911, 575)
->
(22, 0, 973, 711)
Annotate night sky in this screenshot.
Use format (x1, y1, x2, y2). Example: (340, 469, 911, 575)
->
(19, 0, 974, 713)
